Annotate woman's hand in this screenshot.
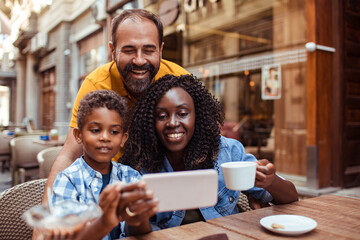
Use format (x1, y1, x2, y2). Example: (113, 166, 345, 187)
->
(115, 181, 158, 236)
(255, 159, 298, 204)
(255, 159, 276, 188)
(117, 181, 158, 227)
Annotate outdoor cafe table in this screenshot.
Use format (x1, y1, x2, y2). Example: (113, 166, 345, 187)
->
(123, 194, 360, 240)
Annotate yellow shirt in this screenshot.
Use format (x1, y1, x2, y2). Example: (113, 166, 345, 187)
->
(70, 59, 189, 160)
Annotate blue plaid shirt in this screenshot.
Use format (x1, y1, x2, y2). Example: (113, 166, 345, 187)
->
(52, 156, 141, 239)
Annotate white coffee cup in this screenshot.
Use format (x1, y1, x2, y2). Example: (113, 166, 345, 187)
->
(221, 161, 257, 190)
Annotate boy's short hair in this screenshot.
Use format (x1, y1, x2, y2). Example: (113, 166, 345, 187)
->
(77, 90, 129, 132)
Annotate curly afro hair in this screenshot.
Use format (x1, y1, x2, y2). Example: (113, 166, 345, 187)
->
(120, 74, 225, 173)
(77, 90, 129, 132)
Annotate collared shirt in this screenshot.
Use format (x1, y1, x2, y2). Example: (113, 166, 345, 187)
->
(150, 136, 273, 230)
(70, 59, 189, 129)
(52, 156, 141, 239)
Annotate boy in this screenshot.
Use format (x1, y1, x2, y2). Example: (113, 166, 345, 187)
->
(52, 90, 157, 239)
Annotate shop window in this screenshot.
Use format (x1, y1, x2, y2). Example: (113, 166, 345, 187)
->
(79, 46, 106, 77)
(77, 30, 106, 89)
(191, 36, 224, 64)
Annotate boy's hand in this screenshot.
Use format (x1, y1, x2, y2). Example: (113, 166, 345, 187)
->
(255, 159, 276, 188)
(98, 182, 123, 228)
(117, 181, 159, 227)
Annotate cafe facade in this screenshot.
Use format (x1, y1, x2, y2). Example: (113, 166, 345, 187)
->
(9, 0, 360, 193)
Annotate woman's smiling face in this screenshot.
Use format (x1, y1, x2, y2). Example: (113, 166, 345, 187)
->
(155, 87, 195, 158)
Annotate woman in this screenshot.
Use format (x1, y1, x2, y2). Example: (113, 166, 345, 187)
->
(121, 74, 298, 230)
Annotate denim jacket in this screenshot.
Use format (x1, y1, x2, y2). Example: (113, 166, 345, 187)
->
(150, 136, 273, 230)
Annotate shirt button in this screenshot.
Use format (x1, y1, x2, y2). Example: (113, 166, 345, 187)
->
(229, 196, 234, 203)
(94, 188, 98, 192)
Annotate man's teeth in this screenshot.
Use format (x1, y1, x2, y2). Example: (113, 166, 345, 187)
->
(132, 70, 147, 74)
(167, 133, 183, 138)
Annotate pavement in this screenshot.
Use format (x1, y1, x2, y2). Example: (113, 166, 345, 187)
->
(0, 171, 11, 194)
(332, 187, 360, 199)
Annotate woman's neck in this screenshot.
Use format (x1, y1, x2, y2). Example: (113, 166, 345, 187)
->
(166, 152, 185, 171)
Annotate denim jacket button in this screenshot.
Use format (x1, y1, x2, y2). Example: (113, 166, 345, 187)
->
(228, 196, 234, 203)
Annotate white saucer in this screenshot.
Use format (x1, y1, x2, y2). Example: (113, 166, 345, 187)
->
(260, 214, 317, 236)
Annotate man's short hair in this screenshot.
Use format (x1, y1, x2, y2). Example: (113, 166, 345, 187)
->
(111, 9, 163, 49)
(77, 90, 129, 132)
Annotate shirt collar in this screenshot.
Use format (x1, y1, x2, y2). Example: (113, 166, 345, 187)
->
(162, 156, 174, 172)
(79, 156, 118, 187)
(110, 161, 120, 184)
(79, 156, 98, 188)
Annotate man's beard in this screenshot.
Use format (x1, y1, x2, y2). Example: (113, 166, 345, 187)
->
(117, 62, 159, 96)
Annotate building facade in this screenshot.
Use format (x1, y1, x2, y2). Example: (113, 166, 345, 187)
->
(8, 0, 360, 192)
(11, 0, 107, 136)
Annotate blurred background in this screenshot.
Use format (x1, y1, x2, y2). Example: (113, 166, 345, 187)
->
(0, 0, 359, 195)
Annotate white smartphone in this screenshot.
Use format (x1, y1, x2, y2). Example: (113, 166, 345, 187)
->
(142, 169, 218, 212)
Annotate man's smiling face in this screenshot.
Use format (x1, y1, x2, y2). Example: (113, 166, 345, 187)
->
(112, 18, 163, 98)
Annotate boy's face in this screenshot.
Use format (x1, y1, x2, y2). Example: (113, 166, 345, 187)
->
(155, 87, 195, 160)
(73, 107, 128, 174)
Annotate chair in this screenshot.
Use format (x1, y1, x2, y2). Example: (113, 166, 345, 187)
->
(0, 178, 47, 240)
(0, 133, 12, 173)
(237, 192, 252, 212)
(37, 146, 62, 178)
(245, 128, 274, 161)
(10, 135, 49, 185)
(237, 192, 271, 212)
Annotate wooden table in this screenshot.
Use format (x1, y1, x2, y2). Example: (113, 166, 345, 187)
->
(123, 195, 360, 240)
(207, 194, 360, 239)
(124, 221, 250, 240)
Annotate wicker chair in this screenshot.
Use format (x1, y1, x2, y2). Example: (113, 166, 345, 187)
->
(0, 178, 47, 240)
(237, 191, 271, 212)
(37, 146, 62, 178)
(237, 192, 252, 212)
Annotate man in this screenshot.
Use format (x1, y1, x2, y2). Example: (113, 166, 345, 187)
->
(42, 9, 188, 204)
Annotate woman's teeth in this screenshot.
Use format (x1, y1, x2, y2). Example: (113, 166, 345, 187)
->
(167, 133, 183, 138)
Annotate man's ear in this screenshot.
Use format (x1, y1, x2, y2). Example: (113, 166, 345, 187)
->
(109, 41, 115, 61)
(120, 132, 129, 148)
(73, 128, 83, 144)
